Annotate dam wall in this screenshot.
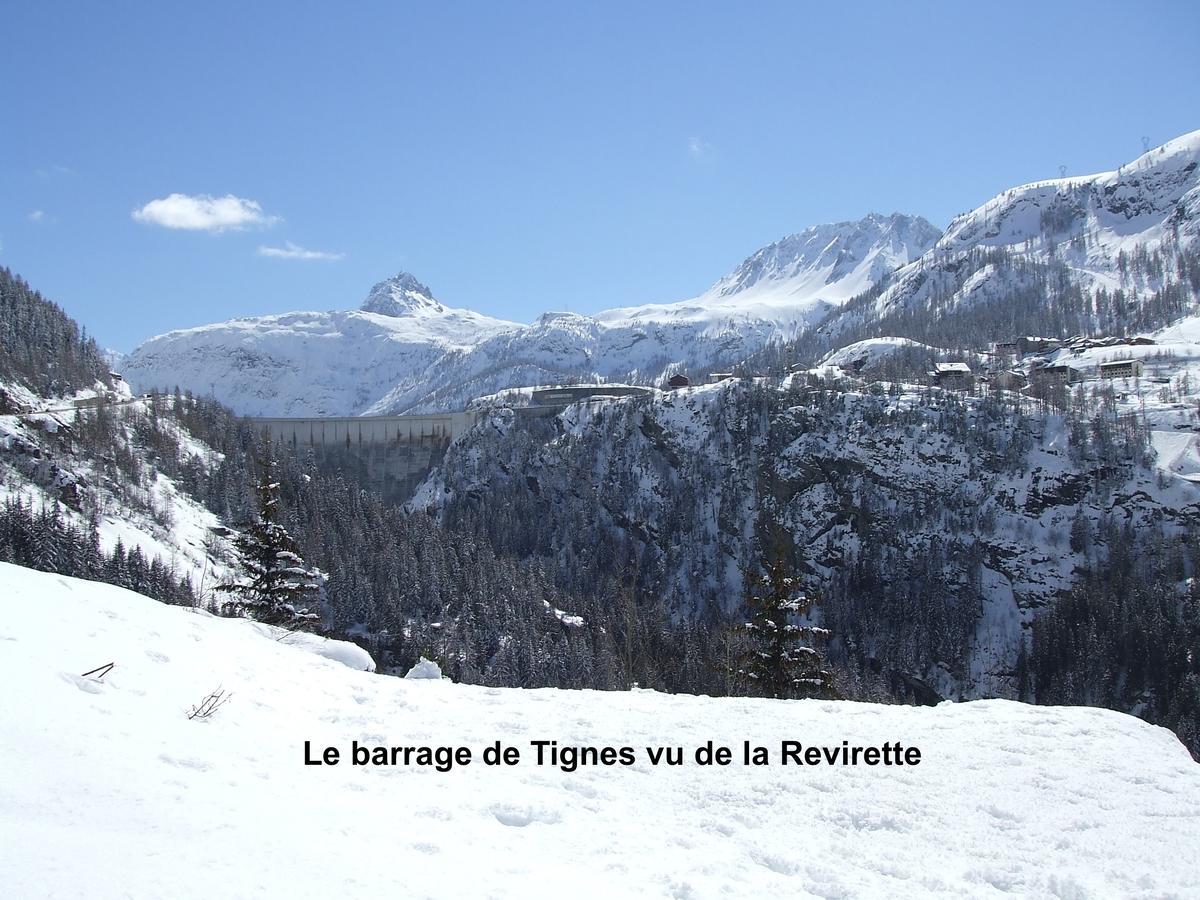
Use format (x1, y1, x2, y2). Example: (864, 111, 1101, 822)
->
(252, 411, 482, 447)
(249, 411, 480, 503)
(248, 407, 562, 503)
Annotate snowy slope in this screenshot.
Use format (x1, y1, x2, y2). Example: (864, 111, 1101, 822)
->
(936, 130, 1200, 265)
(1153, 310, 1200, 344)
(817, 337, 937, 370)
(125, 216, 937, 416)
(0, 386, 232, 588)
(123, 274, 521, 417)
(3, 561, 1198, 899)
(364, 309, 780, 414)
(598, 213, 939, 331)
(820, 130, 1200, 342)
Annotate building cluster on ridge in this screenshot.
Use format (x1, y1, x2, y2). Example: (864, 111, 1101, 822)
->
(924, 334, 1155, 393)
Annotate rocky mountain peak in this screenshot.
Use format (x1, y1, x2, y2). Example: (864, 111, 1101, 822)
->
(361, 272, 441, 316)
(710, 212, 941, 299)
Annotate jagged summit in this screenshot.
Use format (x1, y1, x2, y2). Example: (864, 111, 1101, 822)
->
(594, 211, 940, 332)
(122, 129, 1200, 417)
(361, 272, 441, 316)
(709, 212, 942, 299)
(124, 269, 519, 417)
(816, 130, 1200, 346)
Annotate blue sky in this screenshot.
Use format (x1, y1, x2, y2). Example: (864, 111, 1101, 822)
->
(2, 0, 1198, 350)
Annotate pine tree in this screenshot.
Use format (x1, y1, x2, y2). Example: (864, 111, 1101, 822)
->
(738, 558, 838, 700)
(218, 447, 325, 629)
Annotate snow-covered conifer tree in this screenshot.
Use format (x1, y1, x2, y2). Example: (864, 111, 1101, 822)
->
(219, 445, 325, 629)
(738, 559, 837, 700)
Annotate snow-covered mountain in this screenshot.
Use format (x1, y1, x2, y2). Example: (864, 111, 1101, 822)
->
(123, 274, 521, 417)
(597, 213, 939, 331)
(814, 130, 1200, 348)
(125, 130, 1200, 416)
(5, 561, 1198, 898)
(376, 215, 931, 413)
(125, 214, 938, 415)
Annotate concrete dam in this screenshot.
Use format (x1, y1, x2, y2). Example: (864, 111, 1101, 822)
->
(248, 387, 655, 503)
(250, 410, 487, 503)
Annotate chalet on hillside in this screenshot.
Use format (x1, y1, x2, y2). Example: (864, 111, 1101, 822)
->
(1036, 363, 1087, 384)
(930, 362, 974, 391)
(1066, 335, 1157, 354)
(989, 370, 1028, 391)
(530, 385, 654, 405)
(1098, 358, 1144, 379)
(667, 374, 691, 389)
(1016, 336, 1064, 355)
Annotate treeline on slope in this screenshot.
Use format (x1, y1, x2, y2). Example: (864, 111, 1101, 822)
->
(749, 241, 1200, 374)
(0, 500, 196, 604)
(4, 379, 743, 694)
(433, 381, 1045, 702)
(275, 463, 728, 691)
(0, 267, 111, 401)
(1023, 522, 1200, 760)
(430, 377, 1195, 751)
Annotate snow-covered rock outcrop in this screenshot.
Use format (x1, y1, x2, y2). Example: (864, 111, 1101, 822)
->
(403, 656, 444, 679)
(2, 561, 1197, 898)
(817, 337, 936, 371)
(414, 374, 1200, 699)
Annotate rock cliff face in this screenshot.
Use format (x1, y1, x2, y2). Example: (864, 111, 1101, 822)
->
(411, 377, 1200, 701)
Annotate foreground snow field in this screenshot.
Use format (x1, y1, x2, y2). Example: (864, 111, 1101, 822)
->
(1, 563, 1197, 899)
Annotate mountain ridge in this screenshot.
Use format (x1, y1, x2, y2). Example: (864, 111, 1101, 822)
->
(124, 129, 1200, 415)
(124, 212, 939, 415)
(805, 130, 1200, 354)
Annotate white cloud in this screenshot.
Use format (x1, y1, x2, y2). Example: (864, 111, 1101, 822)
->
(132, 193, 278, 232)
(28, 210, 48, 223)
(257, 241, 343, 261)
(35, 164, 76, 178)
(687, 137, 713, 159)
